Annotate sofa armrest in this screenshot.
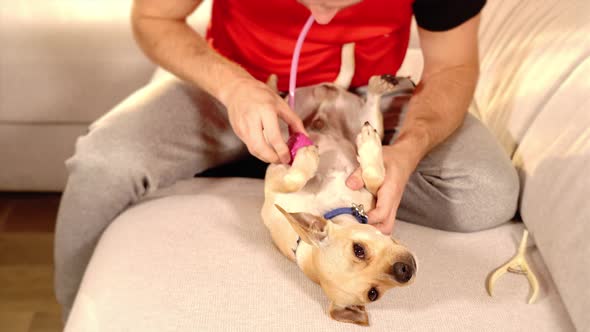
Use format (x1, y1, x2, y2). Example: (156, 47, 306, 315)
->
(515, 60, 590, 332)
(473, 1, 590, 330)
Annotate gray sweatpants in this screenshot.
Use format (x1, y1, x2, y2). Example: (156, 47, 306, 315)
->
(54, 75, 519, 319)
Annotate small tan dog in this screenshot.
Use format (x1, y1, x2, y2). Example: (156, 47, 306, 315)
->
(261, 44, 417, 325)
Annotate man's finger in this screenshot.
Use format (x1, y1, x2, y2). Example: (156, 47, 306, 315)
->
(367, 174, 398, 225)
(261, 112, 290, 164)
(346, 167, 364, 190)
(375, 208, 396, 235)
(277, 102, 308, 135)
(246, 117, 280, 163)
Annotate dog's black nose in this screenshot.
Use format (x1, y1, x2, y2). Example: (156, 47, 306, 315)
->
(392, 260, 415, 283)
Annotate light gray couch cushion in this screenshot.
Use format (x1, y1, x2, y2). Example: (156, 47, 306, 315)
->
(67, 178, 574, 331)
(0, 0, 212, 191)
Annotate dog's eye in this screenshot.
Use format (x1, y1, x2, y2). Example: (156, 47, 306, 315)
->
(353, 243, 365, 259)
(368, 287, 379, 301)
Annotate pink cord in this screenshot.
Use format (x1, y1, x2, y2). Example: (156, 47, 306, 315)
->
(286, 15, 315, 163)
(288, 15, 315, 111)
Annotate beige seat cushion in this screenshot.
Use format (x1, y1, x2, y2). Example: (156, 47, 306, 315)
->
(67, 178, 574, 331)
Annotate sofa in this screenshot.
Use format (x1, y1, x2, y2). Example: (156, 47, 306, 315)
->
(0, 0, 209, 191)
(6, 0, 588, 330)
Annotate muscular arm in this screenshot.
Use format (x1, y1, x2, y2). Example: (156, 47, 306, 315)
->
(355, 14, 482, 234)
(389, 14, 481, 172)
(131, 0, 250, 104)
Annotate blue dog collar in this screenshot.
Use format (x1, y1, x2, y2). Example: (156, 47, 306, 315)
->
(323, 203, 368, 224)
(292, 203, 369, 261)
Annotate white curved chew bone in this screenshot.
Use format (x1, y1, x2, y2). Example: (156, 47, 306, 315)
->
(486, 229, 539, 304)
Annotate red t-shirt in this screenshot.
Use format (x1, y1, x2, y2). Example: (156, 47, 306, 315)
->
(206, 0, 414, 90)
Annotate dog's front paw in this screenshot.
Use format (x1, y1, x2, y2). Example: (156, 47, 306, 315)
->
(283, 145, 319, 192)
(356, 123, 385, 195)
(367, 74, 400, 96)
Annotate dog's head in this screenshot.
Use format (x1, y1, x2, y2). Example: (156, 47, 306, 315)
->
(276, 205, 416, 326)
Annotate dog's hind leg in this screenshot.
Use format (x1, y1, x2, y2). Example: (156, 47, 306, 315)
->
(356, 122, 385, 196)
(265, 145, 319, 193)
(354, 75, 409, 141)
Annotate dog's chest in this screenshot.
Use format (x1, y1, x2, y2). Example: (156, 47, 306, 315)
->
(312, 132, 357, 173)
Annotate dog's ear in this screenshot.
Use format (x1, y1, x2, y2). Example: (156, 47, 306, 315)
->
(329, 302, 369, 326)
(275, 205, 329, 247)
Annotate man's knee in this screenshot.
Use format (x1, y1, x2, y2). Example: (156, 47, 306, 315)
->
(437, 159, 520, 233)
(405, 113, 521, 232)
(401, 144, 520, 233)
(65, 132, 153, 196)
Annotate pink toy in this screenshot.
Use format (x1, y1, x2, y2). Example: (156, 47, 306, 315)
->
(288, 15, 315, 111)
(287, 132, 314, 165)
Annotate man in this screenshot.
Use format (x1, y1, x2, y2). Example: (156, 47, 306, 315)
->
(55, 0, 519, 320)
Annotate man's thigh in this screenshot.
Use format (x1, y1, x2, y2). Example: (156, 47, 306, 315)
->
(80, 76, 248, 190)
(397, 113, 520, 232)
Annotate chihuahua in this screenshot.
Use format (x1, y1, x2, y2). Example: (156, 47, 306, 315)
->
(260, 44, 417, 326)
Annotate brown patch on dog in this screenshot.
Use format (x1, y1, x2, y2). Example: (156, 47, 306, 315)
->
(312, 118, 326, 130)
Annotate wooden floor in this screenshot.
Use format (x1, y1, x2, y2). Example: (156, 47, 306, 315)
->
(0, 193, 64, 332)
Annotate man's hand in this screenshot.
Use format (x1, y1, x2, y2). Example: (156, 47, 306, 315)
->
(220, 78, 307, 164)
(132, 0, 306, 164)
(346, 145, 415, 235)
(346, 14, 482, 234)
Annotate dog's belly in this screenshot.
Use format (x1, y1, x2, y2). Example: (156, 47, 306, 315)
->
(277, 133, 374, 215)
(273, 170, 374, 218)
